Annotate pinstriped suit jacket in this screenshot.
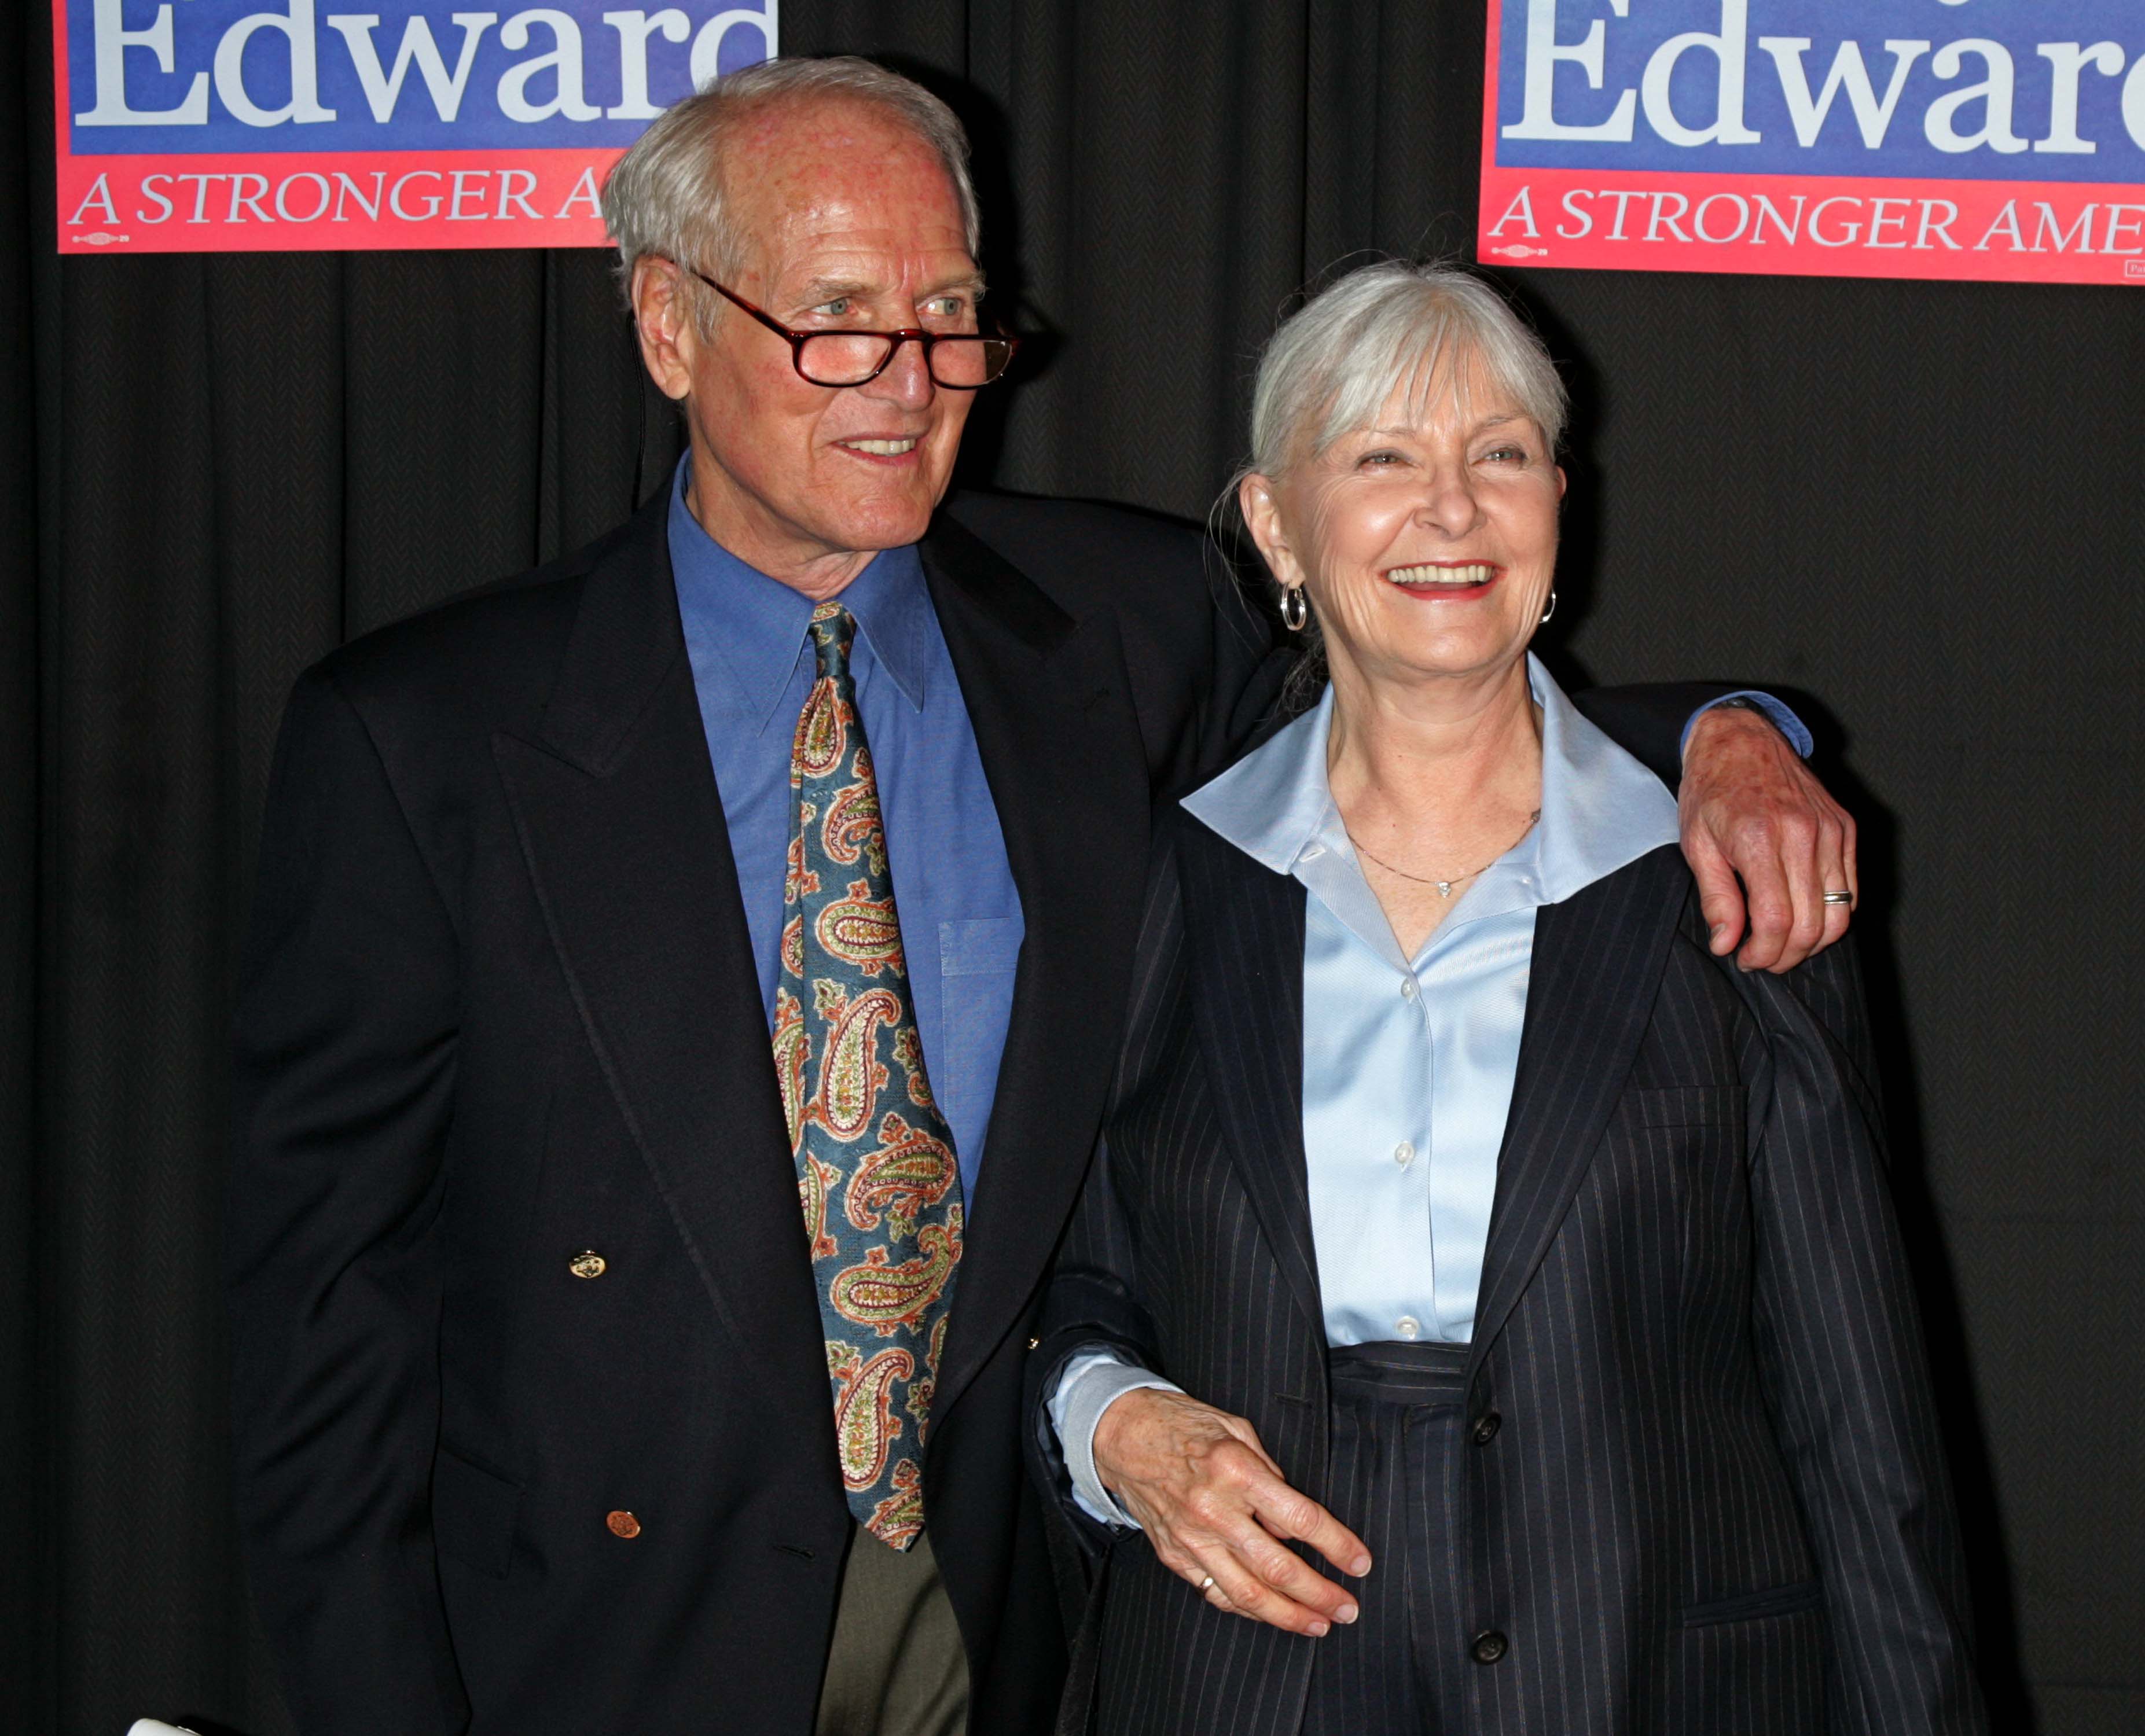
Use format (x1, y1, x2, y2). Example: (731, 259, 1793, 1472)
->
(1027, 804, 1988, 1736)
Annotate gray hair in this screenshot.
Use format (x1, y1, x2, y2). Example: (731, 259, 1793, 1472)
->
(1228, 262, 1568, 712)
(601, 57, 983, 324)
(1247, 261, 1567, 479)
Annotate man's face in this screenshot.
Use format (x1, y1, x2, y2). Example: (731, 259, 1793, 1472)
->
(636, 98, 983, 594)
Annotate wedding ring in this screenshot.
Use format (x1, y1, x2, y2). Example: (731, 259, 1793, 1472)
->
(1198, 1575, 1216, 1593)
(1821, 891, 1853, 907)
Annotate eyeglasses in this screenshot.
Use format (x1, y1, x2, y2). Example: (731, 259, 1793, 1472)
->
(691, 271, 1018, 389)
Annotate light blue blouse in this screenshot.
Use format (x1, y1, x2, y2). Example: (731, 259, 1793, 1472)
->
(1052, 655, 1680, 1524)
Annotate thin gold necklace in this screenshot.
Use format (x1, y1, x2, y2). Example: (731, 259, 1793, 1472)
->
(1346, 810, 1541, 898)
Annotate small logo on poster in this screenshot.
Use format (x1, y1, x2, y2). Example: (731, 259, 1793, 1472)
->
(2127, 261, 2145, 281)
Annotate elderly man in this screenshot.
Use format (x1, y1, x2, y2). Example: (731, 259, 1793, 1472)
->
(229, 56, 1856, 1736)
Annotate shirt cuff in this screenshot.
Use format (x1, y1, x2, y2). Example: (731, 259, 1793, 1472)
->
(1679, 690, 1814, 762)
(1046, 1348, 1183, 1529)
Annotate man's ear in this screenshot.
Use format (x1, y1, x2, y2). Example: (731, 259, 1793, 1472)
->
(630, 257, 697, 401)
(1238, 473, 1305, 591)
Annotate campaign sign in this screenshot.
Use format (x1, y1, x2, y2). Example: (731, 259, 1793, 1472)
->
(53, 0, 776, 252)
(1478, 1, 2145, 285)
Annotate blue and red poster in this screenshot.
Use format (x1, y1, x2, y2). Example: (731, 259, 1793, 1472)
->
(1479, 0, 2145, 285)
(53, 0, 776, 252)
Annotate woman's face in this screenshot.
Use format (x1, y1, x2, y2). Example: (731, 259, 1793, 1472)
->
(1244, 354, 1564, 697)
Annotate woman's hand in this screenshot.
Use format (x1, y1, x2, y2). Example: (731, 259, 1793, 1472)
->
(1092, 1387, 1370, 1637)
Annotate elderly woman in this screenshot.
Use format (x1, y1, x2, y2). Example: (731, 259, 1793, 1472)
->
(1029, 264, 1986, 1735)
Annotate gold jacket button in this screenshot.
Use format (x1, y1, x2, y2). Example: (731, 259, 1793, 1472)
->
(570, 1250, 607, 1280)
(606, 1510, 641, 1539)
(1027, 1336, 1041, 1350)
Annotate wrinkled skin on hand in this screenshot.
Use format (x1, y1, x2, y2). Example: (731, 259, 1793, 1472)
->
(1679, 705, 1857, 972)
(1092, 1387, 1372, 1637)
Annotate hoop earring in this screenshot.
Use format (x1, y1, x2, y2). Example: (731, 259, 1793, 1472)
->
(1539, 590, 1558, 627)
(1280, 587, 1310, 633)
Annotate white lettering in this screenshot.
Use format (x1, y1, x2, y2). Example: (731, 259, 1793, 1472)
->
(1915, 200, 1961, 250)
(1641, 0, 1760, 147)
(2030, 203, 2097, 253)
(228, 172, 273, 219)
(389, 169, 444, 219)
(274, 171, 333, 221)
(333, 171, 384, 219)
(1749, 193, 1805, 245)
(1866, 196, 1911, 248)
(1644, 191, 1691, 241)
(1488, 185, 1540, 237)
(688, 7, 776, 91)
(214, 0, 337, 126)
(1757, 38, 1928, 148)
(1501, 0, 1635, 141)
(2099, 205, 2144, 255)
(1808, 196, 1861, 247)
(2124, 57, 2145, 151)
(448, 168, 488, 217)
(1973, 200, 2025, 252)
(604, 8, 688, 118)
(137, 173, 175, 223)
(326, 12, 497, 122)
(175, 172, 224, 222)
(75, 0, 210, 124)
(555, 165, 603, 219)
(1924, 39, 2026, 155)
(498, 8, 599, 122)
(1557, 189, 1595, 238)
(1602, 189, 1643, 240)
(67, 174, 120, 225)
(2035, 43, 2125, 155)
(496, 168, 542, 219)
(1694, 193, 1748, 242)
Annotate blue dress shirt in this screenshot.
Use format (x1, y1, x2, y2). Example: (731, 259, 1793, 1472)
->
(1051, 656, 1681, 1524)
(667, 463, 1023, 1201)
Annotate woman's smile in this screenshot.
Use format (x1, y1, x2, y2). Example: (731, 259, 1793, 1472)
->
(1382, 561, 1503, 598)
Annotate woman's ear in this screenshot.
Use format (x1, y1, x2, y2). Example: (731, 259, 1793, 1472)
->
(1239, 473, 1306, 593)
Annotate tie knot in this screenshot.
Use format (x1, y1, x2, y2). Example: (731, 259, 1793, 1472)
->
(806, 601, 858, 674)
(807, 602, 856, 675)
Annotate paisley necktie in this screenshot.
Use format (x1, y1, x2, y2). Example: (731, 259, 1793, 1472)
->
(774, 601, 964, 1551)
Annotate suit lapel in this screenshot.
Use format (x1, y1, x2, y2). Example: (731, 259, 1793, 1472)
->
(1466, 845, 1688, 1375)
(491, 501, 834, 1455)
(919, 514, 1151, 1425)
(1177, 819, 1327, 1344)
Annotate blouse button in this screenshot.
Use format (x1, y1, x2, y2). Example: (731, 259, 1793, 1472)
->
(1400, 979, 1419, 1001)
(1394, 1316, 1422, 1340)
(1393, 1142, 1416, 1169)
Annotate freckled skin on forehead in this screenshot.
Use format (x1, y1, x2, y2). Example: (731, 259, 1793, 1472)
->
(640, 94, 983, 598)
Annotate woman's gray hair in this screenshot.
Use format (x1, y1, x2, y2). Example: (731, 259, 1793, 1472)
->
(602, 57, 982, 322)
(1226, 262, 1567, 713)
(1247, 261, 1567, 480)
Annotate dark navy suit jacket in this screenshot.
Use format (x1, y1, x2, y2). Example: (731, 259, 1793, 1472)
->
(1029, 806, 1988, 1736)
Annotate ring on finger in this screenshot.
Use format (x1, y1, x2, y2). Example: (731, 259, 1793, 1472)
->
(1821, 890, 1853, 907)
(1198, 1574, 1215, 1593)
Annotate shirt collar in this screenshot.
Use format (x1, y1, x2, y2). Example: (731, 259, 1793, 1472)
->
(1182, 654, 1679, 951)
(666, 457, 933, 732)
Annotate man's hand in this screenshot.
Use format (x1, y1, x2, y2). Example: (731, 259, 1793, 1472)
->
(1680, 704, 1857, 973)
(1092, 1388, 1369, 1638)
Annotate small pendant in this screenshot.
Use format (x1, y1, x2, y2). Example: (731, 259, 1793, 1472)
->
(1433, 881, 1455, 898)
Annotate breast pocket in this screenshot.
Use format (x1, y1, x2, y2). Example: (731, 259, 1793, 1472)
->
(938, 917, 1023, 1131)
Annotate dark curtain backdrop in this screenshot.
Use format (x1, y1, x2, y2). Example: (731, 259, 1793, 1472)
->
(5, 3, 2139, 1733)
